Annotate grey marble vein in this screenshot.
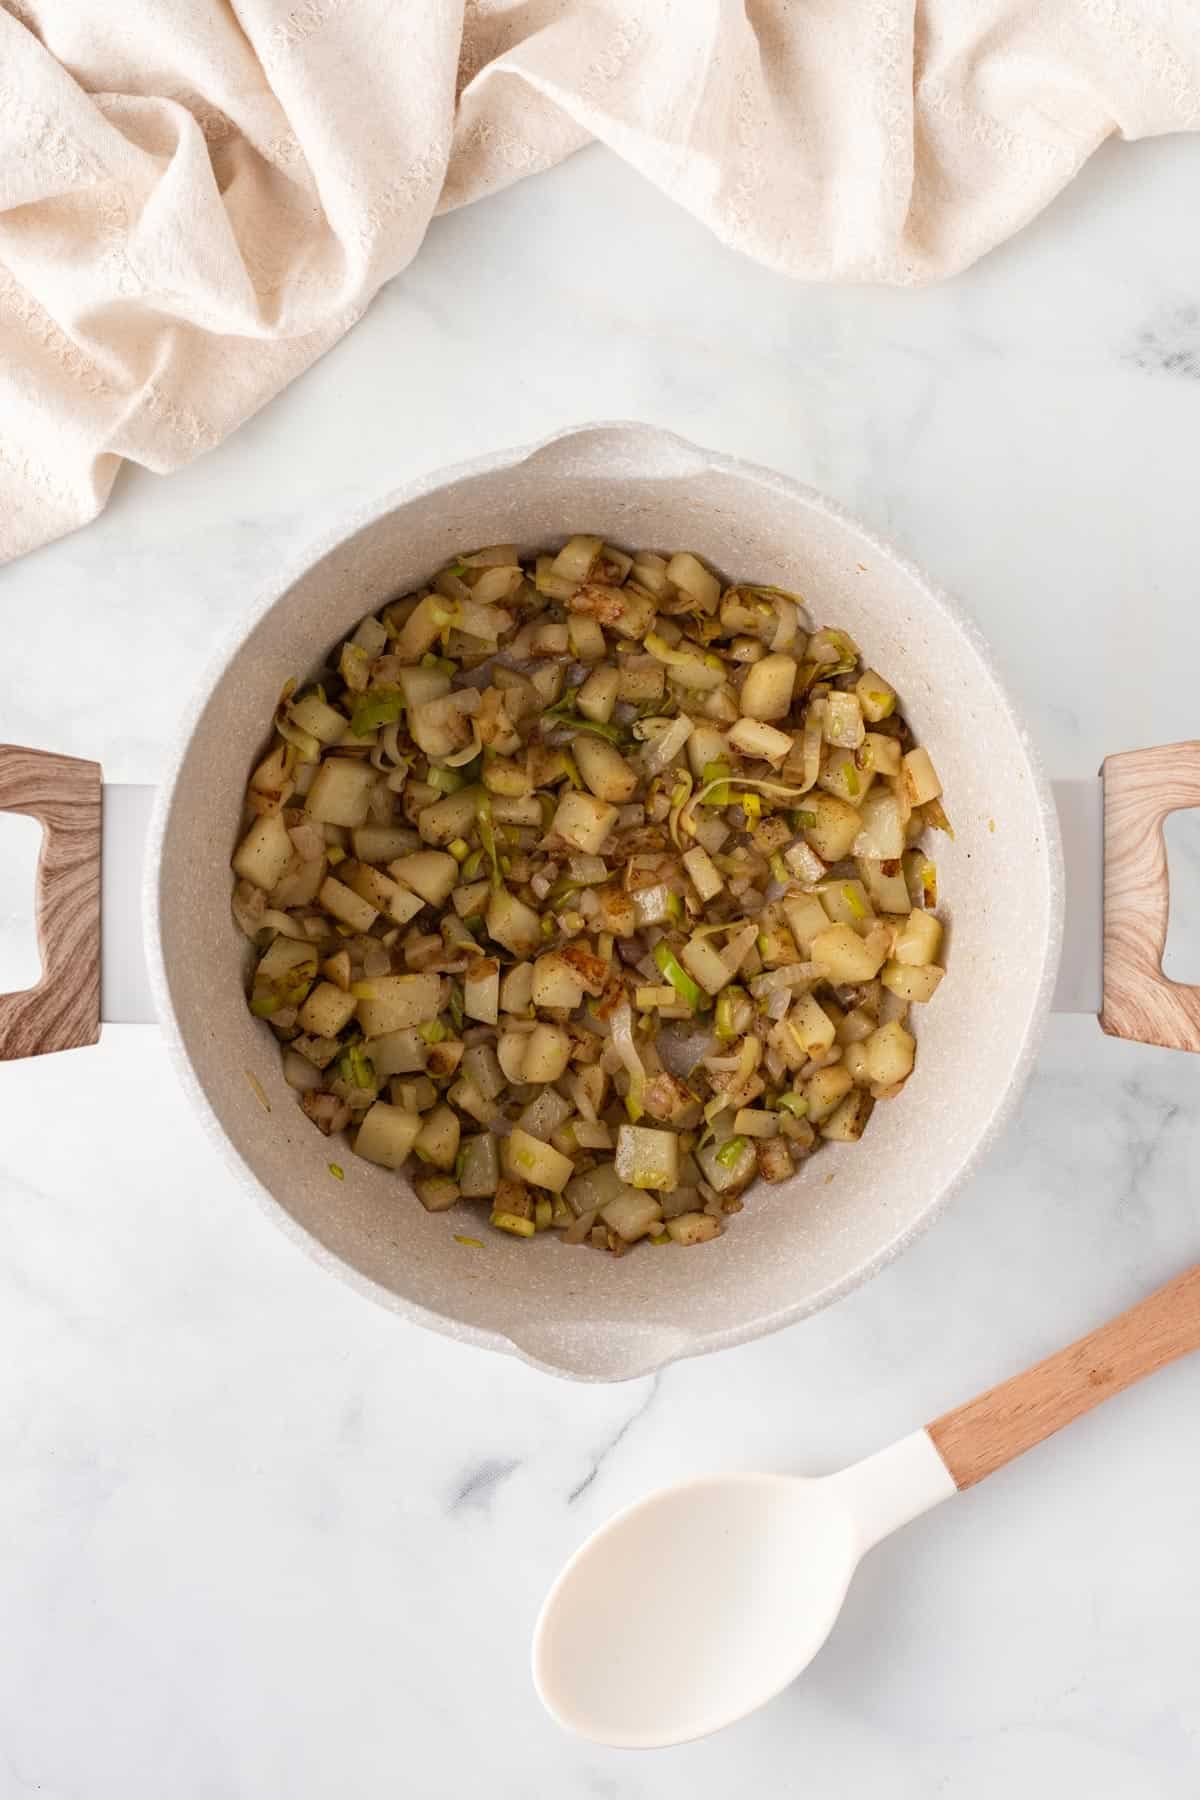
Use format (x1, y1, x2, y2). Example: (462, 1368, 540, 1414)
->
(568, 1373, 662, 1504)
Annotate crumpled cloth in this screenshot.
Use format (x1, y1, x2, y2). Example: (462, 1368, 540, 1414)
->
(2, 0, 1197, 562)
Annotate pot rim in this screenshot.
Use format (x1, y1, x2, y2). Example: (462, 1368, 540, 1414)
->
(144, 420, 1065, 1381)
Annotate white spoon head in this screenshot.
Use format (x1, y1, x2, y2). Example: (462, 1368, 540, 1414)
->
(532, 1472, 859, 1748)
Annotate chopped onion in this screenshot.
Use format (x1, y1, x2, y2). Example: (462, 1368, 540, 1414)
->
(610, 999, 648, 1121)
(751, 962, 817, 997)
(640, 714, 693, 777)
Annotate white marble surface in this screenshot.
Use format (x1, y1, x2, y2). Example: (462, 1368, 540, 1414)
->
(3, 136, 1200, 1797)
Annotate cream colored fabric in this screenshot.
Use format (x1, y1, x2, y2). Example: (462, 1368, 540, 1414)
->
(2, 0, 1197, 561)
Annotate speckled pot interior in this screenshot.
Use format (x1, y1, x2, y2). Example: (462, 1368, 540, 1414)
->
(148, 424, 1063, 1381)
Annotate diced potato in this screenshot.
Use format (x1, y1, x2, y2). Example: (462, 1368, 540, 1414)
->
(801, 792, 862, 863)
(902, 747, 943, 806)
(856, 857, 911, 914)
(552, 789, 618, 854)
(530, 620, 569, 658)
(615, 1125, 679, 1191)
(232, 812, 294, 891)
(682, 844, 724, 901)
(893, 909, 943, 967)
(496, 1030, 530, 1084)
(463, 956, 500, 1025)
(574, 737, 638, 803)
(666, 1212, 722, 1245)
(531, 951, 585, 1010)
(522, 1022, 571, 1083)
(739, 654, 797, 721)
(490, 794, 542, 826)
(679, 934, 734, 996)
(851, 789, 905, 860)
(516, 1087, 573, 1143)
(836, 1005, 878, 1047)
(817, 879, 876, 935)
(616, 660, 665, 703)
(388, 850, 459, 907)
(290, 693, 349, 745)
(727, 717, 793, 764)
(696, 1137, 757, 1193)
(306, 758, 378, 828)
(393, 1075, 437, 1112)
(788, 992, 837, 1056)
(665, 552, 720, 611)
(482, 755, 531, 797)
(486, 888, 542, 956)
(491, 1176, 536, 1235)
(863, 732, 902, 778)
(448, 1079, 498, 1127)
(733, 1107, 777, 1138)
(364, 1027, 426, 1076)
(811, 923, 888, 983)
(599, 1190, 662, 1243)
(843, 1041, 872, 1084)
(269, 854, 326, 909)
(414, 1174, 460, 1212)
(411, 692, 479, 760)
(351, 825, 417, 863)
(783, 837, 827, 886)
(504, 1127, 574, 1193)
(256, 934, 318, 984)
(318, 875, 378, 933)
(354, 973, 441, 1035)
(881, 960, 945, 1004)
(817, 747, 874, 807)
(756, 1137, 795, 1182)
(552, 534, 602, 582)
(458, 1134, 500, 1198)
(820, 1089, 874, 1142)
(354, 1101, 421, 1169)
(413, 1103, 460, 1171)
(855, 669, 897, 722)
(804, 1063, 854, 1123)
(500, 961, 535, 1014)
(824, 691, 864, 748)
(452, 879, 490, 920)
(577, 666, 620, 723)
(397, 666, 451, 710)
(592, 885, 636, 937)
(344, 860, 425, 926)
(321, 949, 351, 991)
(417, 787, 480, 847)
(783, 892, 832, 955)
(568, 615, 607, 662)
(865, 1019, 916, 1086)
(298, 981, 357, 1037)
(425, 1039, 464, 1081)
(685, 724, 729, 780)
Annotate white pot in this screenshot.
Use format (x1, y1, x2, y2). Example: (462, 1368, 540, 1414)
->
(4, 424, 1196, 1381)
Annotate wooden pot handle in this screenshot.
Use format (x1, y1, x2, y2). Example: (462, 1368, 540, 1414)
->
(928, 1265, 1200, 1490)
(0, 745, 102, 1059)
(1101, 742, 1200, 1051)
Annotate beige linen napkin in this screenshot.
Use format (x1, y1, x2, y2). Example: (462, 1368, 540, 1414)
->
(1, 0, 1197, 563)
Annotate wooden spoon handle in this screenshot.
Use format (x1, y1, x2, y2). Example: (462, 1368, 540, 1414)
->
(928, 1265, 1200, 1490)
(0, 744, 102, 1059)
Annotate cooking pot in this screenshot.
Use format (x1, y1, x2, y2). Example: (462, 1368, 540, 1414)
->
(4, 423, 1198, 1381)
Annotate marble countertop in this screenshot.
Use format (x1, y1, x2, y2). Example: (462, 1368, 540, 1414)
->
(3, 135, 1200, 1797)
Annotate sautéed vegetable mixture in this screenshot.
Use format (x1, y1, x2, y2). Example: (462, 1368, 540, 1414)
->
(231, 539, 948, 1253)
